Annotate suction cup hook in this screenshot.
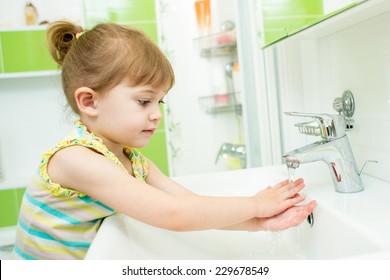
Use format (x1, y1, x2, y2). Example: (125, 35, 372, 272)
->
(333, 90, 355, 118)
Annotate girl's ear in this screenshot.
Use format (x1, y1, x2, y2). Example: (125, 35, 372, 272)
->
(74, 87, 98, 117)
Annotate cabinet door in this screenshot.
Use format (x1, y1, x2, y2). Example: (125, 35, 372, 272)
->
(84, 0, 158, 42)
(106, 0, 156, 22)
(0, 30, 57, 73)
(0, 35, 3, 73)
(261, 0, 323, 45)
(0, 188, 25, 227)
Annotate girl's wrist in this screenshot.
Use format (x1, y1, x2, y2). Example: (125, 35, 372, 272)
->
(249, 195, 264, 220)
(251, 194, 267, 218)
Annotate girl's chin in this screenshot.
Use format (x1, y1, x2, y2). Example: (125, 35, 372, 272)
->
(131, 141, 150, 149)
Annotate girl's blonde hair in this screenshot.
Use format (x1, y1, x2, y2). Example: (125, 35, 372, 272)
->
(46, 20, 175, 113)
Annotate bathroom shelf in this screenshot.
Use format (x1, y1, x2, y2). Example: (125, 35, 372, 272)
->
(198, 92, 242, 115)
(193, 30, 237, 57)
(0, 70, 61, 80)
(0, 25, 48, 32)
(0, 177, 28, 190)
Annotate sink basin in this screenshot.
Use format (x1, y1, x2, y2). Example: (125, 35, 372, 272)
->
(85, 205, 383, 260)
(85, 163, 390, 259)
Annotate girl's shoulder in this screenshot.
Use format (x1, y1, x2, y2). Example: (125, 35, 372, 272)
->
(38, 121, 118, 197)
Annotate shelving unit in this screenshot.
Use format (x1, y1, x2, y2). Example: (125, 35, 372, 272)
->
(199, 92, 242, 115)
(0, 25, 48, 32)
(193, 23, 245, 169)
(0, 177, 28, 191)
(193, 30, 237, 57)
(194, 29, 241, 116)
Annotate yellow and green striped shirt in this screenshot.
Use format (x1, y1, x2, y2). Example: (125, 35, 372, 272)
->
(13, 121, 148, 259)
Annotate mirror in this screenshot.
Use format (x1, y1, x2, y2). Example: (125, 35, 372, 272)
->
(257, 0, 368, 47)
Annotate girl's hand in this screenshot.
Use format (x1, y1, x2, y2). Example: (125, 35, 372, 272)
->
(257, 200, 317, 231)
(253, 178, 306, 218)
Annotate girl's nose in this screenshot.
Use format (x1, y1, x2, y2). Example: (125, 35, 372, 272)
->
(150, 105, 163, 121)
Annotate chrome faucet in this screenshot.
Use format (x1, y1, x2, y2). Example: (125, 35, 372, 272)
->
(215, 143, 246, 168)
(283, 112, 364, 193)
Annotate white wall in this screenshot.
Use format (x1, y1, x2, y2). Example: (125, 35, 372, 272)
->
(0, 75, 74, 182)
(265, 1, 390, 182)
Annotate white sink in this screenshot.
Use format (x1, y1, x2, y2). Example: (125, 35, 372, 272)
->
(86, 163, 390, 259)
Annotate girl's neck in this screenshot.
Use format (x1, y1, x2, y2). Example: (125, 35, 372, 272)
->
(80, 117, 125, 157)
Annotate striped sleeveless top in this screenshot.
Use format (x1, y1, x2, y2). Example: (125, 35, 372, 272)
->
(12, 120, 148, 259)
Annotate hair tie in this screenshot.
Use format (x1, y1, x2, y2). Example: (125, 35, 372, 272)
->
(76, 31, 86, 39)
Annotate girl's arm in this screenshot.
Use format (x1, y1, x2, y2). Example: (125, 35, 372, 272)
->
(48, 146, 310, 232)
(146, 159, 316, 232)
(147, 161, 315, 231)
(145, 159, 196, 197)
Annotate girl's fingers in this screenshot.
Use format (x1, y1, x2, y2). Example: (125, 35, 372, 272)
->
(280, 178, 304, 190)
(283, 181, 304, 199)
(293, 178, 304, 187)
(274, 179, 290, 189)
(287, 194, 305, 206)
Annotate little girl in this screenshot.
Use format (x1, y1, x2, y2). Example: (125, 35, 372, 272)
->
(13, 20, 316, 260)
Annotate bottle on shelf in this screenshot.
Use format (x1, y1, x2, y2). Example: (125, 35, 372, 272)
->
(194, 0, 211, 36)
(25, 2, 38, 26)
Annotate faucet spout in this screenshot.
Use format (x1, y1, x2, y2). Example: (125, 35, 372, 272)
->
(284, 135, 363, 193)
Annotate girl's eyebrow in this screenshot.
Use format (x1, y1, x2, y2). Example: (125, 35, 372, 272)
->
(133, 88, 167, 98)
(132, 87, 158, 94)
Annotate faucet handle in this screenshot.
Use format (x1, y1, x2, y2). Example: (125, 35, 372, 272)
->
(285, 112, 345, 141)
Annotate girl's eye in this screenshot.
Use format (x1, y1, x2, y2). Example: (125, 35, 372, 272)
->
(138, 100, 151, 106)
(159, 100, 166, 105)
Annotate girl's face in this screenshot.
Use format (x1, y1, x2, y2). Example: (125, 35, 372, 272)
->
(93, 78, 166, 152)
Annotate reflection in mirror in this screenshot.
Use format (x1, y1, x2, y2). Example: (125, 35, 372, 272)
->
(257, 0, 367, 47)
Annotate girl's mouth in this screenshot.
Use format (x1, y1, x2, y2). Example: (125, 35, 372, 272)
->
(142, 128, 156, 136)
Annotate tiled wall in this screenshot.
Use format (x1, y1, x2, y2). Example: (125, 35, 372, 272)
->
(269, 6, 390, 183)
